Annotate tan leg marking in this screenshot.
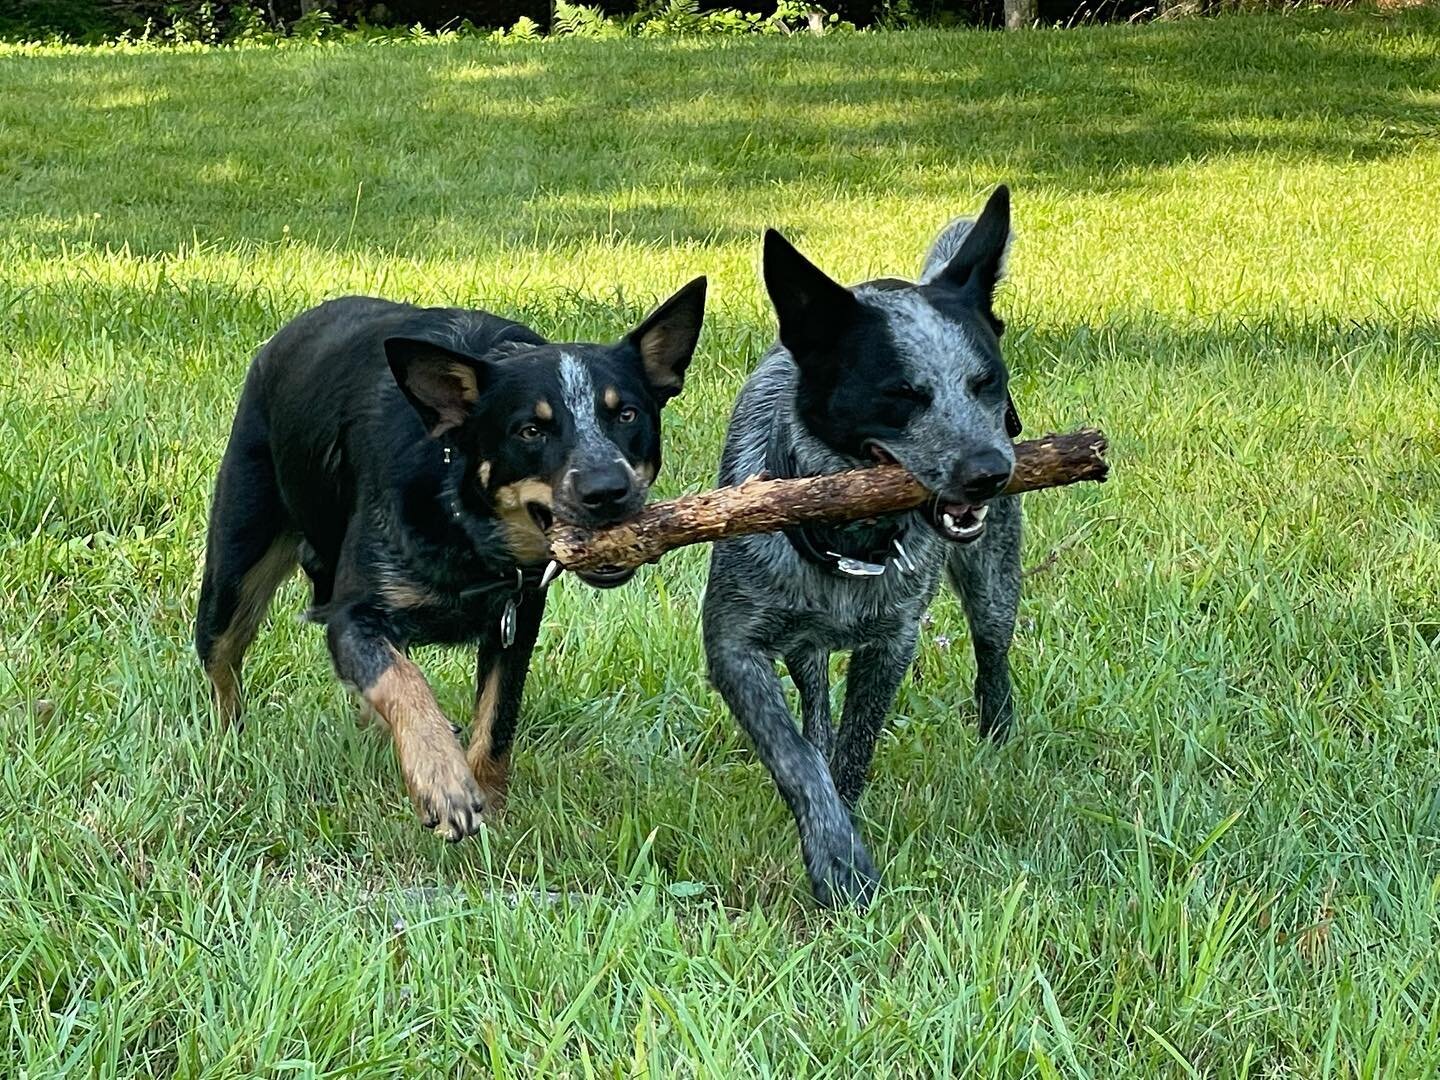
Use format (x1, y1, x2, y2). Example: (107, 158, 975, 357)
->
(205, 536, 298, 726)
(365, 649, 486, 841)
(378, 577, 437, 611)
(467, 662, 509, 814)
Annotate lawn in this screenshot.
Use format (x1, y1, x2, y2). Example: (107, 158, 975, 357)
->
(2, 8, 1440, 1075)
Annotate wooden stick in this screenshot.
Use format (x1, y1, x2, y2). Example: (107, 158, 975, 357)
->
(548, 428, 1108, 575)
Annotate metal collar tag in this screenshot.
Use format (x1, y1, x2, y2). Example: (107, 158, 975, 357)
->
(829, 554, 888, 578)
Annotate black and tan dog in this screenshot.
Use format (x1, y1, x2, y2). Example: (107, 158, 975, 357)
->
(196, 280, 706, 839)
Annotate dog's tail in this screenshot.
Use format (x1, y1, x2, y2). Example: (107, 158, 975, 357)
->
(919, 217, 1012, 283)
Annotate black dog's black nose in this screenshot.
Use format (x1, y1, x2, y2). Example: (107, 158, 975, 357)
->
(952, 450, 1012, 502)
(574, 464, 633, 510)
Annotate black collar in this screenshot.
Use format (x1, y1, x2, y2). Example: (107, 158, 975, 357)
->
(764, 423, 917, 579)
(453, 563, 548, 601)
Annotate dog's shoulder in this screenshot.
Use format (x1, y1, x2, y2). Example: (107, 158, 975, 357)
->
(717, 346, 795, 484)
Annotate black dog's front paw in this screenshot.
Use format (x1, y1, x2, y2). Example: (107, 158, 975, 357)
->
(807, 834, 880, 909)
(975, 676, 1014, 743)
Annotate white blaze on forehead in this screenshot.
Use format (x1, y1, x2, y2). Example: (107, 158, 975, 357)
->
(558, 352, 604, 443)
(558, 352, 640, 482)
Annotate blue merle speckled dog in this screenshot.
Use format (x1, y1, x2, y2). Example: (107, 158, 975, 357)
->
(702, 187, 1022, 907)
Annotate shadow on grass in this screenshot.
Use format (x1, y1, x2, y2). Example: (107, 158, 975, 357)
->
(0, 8, 1437, 255)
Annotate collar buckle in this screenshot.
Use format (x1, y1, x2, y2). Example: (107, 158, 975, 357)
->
(498, 567, 525, 649)
(828, 553, 888, 578)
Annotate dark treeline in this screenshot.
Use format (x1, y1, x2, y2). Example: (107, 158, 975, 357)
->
(0, 0, 1165, 41)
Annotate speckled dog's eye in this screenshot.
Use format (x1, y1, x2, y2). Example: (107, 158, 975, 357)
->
(886, 381, 930, 405)
(969, 371, 1000, 395)
(617, 406, 639, 424)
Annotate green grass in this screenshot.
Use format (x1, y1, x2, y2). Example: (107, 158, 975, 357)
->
(3, 9, 1440, 1075)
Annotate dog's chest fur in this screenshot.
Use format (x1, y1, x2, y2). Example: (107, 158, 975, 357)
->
(710, 348, 946, 655)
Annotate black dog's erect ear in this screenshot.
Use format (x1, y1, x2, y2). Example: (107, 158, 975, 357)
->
(626, 276, 707, 405)
(385, 337, 493, 437)
(934, 185, 1012, 321)
(1005, 394, 1023, 439)
(763, 229, 860, 361)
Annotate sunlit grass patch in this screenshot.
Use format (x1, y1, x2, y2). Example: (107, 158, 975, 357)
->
(2, 7, 1439, 1075)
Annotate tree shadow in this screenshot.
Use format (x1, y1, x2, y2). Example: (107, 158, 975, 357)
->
(0, 8, 1436, 256)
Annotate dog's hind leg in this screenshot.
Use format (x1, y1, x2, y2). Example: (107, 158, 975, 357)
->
(326, 605, 486, 841)
(832, 631, 919, 809)
(946, 494, 1022, 741)
(784, 648, 833, 762)
(468, 589, 546, 816)
(195, 397, 299, 727)
(706, 638, 878, 908)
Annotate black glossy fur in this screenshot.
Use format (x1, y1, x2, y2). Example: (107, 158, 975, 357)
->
(703, 188, 1022, 907)
(196, 281, 706, 839)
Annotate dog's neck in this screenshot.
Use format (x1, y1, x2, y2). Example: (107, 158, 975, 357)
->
(391, 440, 546, 597)
(764, 381, 919, 578)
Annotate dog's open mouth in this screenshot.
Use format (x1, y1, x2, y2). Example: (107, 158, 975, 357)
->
(926, 499, 988, 543)
(866, 443, 989, 545)
(534, 500, 637, 589)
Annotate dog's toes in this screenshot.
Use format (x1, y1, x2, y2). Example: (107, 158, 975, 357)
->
(978, 717, 1012, 743)
(355, 698, 388, 731)
(808, 837, 880, 910)
(976, 699, 1014, 743)
(470, 752, 511, 821)
(411, 767, 488, 842)
(434, 819, 468, 844)
(441, 793, 490, 842)
(476, 784, 507, 819)
(813, 864, 880, 910)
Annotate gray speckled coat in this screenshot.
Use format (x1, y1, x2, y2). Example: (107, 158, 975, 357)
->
(703, 195, 1023, 907)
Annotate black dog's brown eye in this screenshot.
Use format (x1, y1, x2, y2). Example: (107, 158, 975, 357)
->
(518, 423, 544, 442)
(617, 405, 639, 424)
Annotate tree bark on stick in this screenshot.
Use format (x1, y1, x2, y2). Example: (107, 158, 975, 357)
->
(548, 427, 1108, 575)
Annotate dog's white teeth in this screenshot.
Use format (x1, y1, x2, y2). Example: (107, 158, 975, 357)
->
(941, 512, 958, 531)
(957, 521, 984, 538)
(974, 504, 990, 522)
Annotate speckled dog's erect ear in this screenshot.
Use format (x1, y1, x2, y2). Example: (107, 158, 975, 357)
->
(761, 228, 859, 365)
(932, 185, 1012, 335)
